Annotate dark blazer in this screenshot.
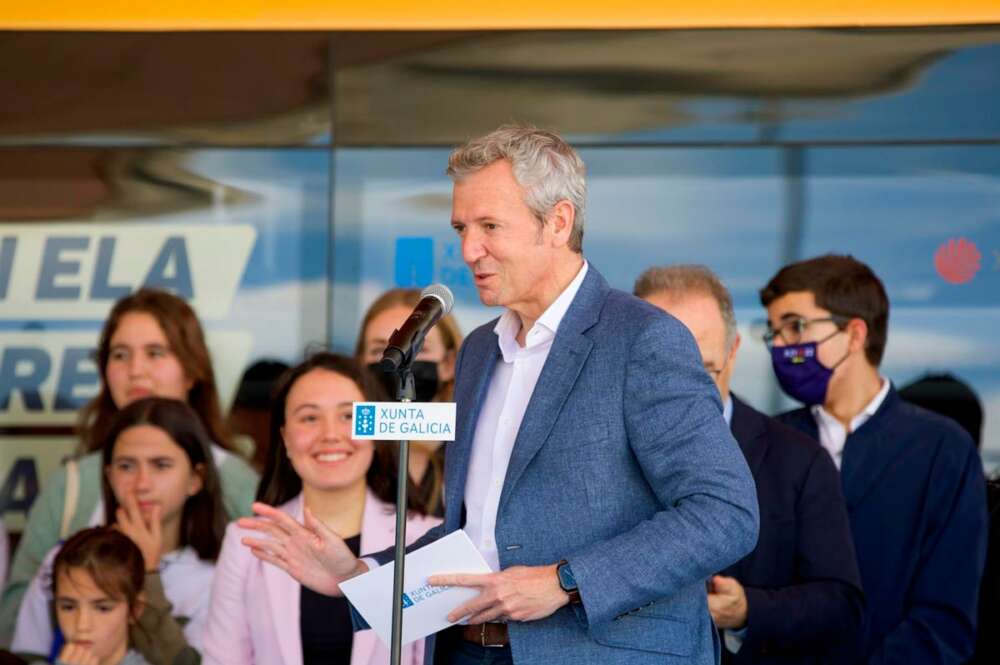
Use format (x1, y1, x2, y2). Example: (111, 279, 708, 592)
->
(721, 395, 864, 665)
(779, 386, 988, 664)
(969, 477, 1000, 665)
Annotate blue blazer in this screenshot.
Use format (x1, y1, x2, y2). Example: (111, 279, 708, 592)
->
(779, 386, 988, 664)
(722, 395, 864, 665)
(374, 266, 759, 664)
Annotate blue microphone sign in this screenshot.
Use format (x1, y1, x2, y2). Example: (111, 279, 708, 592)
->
(352, 402, 457, 441)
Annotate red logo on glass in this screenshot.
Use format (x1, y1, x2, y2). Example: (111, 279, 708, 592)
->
(934, 238, 981, 285)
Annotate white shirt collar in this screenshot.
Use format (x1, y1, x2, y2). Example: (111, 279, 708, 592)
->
(494, 261, 589, 362)
(810, 378, 890, 470)
(723, 395, 733, 427)
(812, 377, 891, 434)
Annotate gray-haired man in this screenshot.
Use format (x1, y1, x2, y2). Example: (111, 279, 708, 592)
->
(241, 128, 759, 665)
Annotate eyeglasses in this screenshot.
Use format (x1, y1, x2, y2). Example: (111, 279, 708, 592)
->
(761, 316, 847, 347)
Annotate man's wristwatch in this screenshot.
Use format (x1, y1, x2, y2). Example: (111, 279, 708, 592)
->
(556, 559, 581, 605)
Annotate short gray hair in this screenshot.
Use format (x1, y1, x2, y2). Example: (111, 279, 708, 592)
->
(447, 125, 586, 253)
(634, 264, 739, 351)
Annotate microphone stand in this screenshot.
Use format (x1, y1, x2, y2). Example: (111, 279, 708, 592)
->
(388, 365, 415, 665)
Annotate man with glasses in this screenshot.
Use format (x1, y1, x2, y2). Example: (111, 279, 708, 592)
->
(636, 264, 863, 665)
(761, 254, 988, 664)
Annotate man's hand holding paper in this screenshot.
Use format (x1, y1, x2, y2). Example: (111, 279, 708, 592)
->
(339, 531, 494, 646)
(429, 565, 569, 624)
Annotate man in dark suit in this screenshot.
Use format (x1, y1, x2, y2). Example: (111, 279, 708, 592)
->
(637, 264, 864, 664)
(761, 254, 988, 664)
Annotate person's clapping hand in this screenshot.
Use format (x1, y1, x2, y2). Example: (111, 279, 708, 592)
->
(238, 502, 368, 596)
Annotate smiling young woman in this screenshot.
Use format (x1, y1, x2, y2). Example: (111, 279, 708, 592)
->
(201, 352, 441, 665)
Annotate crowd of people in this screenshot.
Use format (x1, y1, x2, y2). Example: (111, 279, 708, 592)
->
(0, 125, 993, 665)
(0, 284, 459, 665)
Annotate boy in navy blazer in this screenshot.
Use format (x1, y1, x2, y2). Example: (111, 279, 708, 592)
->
(638, 264, 864, 664)
(761, 254, 988, 664)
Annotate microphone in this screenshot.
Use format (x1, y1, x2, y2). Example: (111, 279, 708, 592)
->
(380, 284, 455, 373)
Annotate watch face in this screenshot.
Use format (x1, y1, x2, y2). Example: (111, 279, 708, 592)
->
(558, 562, 577, 591)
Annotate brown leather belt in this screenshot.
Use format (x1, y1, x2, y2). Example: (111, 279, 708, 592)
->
(459, 622, 509, 647)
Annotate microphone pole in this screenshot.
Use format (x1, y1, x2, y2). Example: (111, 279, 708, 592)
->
(379, 284, 453, 665)
(388, 367, 414, 665)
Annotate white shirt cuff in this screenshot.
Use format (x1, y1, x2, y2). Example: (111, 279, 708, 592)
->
(724, 626, 748, 654)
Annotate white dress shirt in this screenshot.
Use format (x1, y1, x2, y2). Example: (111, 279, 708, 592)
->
(360, 262, 588, 575)
(463, 262, 589, 572)
(810, 378, 890, 470)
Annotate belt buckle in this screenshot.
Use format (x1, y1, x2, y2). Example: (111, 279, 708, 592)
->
(480, 622, 505, 648)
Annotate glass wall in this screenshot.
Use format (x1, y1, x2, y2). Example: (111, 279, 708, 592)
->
(3, 27, 1000, 531)
(329, 28, 1000, 469)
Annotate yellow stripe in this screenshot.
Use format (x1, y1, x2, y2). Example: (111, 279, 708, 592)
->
(3, 1, 1000, 30)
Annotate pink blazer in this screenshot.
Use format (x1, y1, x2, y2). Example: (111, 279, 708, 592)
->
(202, 490, 441, 665)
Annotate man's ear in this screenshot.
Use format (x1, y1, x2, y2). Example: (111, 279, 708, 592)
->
(846, 318, 869, 355)
(545, 200, 576, 249)
(728, 332, 742, 362)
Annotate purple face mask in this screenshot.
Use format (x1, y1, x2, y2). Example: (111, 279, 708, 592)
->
(770, 342, 835, 406)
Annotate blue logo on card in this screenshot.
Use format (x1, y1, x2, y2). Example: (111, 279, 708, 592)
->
(400, 583, 449, 609)
(354, 405, 376, 436)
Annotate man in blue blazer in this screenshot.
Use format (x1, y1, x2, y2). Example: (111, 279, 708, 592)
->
(241, 126, 759, 664)
(761, 254, 988, 664)
(637, 264, 864, 664)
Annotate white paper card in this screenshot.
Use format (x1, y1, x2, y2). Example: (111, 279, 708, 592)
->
(340, 530, 493, 646)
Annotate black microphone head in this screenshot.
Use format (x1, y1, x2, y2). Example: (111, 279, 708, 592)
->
(421, 284, 454, 316)
(380, 347, 406, 373)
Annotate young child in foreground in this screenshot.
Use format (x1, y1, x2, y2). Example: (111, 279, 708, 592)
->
(43, 527, 150, 665)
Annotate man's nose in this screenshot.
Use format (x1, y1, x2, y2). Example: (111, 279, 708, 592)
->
(461, 228, 487, 265)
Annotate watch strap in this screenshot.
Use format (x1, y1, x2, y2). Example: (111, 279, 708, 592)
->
(557, 559, 582, 605)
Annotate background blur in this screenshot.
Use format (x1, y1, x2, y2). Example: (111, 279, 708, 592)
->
(2, 28, 999, 529)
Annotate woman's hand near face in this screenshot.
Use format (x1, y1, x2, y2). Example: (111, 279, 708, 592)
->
(115, 491, 163, 572)
(57, 643, 100, 665)
(238, 502, 369, 596)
